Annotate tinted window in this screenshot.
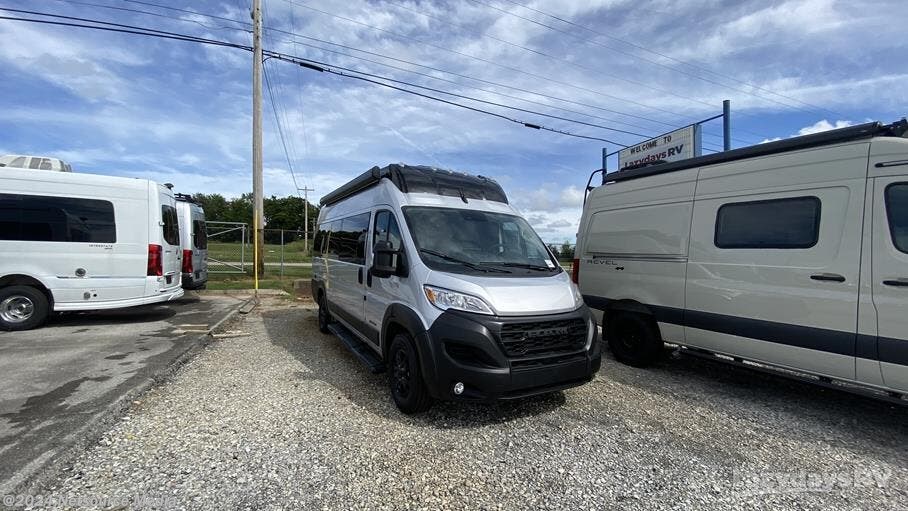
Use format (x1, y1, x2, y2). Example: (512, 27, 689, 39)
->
(886, 183, 908, 253)
(38, 158, 53, 170)
(9, 157, 26, 167)
(0, 193, 116, 242)
(27, 158, 41, 169)
(193, 219, 208, 249)
(373, 210, 402, 250)
(162, 205, 180, 246)
(325, 214, 370, 264)
(715, 196, 821, 249)
(314, 223, 327, 255)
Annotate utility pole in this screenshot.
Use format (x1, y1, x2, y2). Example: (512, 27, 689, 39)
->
(252, 0, 265, 279)
(297, 186, 315, 253)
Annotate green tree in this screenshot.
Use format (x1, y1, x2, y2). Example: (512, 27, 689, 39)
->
(560, 241, 575, 260)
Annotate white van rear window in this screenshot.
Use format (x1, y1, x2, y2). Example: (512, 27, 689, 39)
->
(162, 205, 180, 246)
(886, 184, 908, 253)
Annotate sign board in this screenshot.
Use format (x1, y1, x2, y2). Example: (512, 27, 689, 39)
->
(618, 125, 701, 170)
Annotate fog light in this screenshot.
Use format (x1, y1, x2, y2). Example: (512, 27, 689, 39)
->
(453, 382, 464, 395)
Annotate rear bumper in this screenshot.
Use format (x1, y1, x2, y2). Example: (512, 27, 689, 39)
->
(420, 306, 601, 401)
(54, 287, 185, 311)
(181, 271, 208, 289)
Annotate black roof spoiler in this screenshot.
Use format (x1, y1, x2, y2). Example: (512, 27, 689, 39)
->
(598, 118, 908, 185)
(319, 163, 508, 207)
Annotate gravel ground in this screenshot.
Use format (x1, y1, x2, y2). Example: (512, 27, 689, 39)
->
(23, 297, 908, 510)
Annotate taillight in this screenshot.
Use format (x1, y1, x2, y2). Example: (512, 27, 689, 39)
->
(182, 249, 193, 274)
(571, 258, 580, 284)
(147, 244, 163, 276)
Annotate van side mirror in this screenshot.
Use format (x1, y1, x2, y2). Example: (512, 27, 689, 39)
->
(372, 240, 405, 278)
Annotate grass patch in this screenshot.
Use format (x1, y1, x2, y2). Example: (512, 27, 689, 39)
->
(207, 267, 312, 294)
(207, 241, 313, 264)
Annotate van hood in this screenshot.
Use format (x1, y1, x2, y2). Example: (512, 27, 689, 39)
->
(425, 270, 580, 316)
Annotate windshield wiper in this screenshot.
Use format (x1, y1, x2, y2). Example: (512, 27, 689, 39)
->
(493, 262, 557, 272)
(419, 249, 511, 273)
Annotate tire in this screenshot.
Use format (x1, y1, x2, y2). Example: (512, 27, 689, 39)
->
(0, 286, 49, 331)
(606, 311, 663, 367)
(388, 333, 433, 414)
(317, 294, 331, 334)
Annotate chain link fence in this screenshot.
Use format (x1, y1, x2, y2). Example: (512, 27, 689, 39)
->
(206, 222, 312, 278)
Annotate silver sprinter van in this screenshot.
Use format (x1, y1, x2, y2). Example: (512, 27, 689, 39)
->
(577, 119, 908, 399)
(312, 164, 600, 413)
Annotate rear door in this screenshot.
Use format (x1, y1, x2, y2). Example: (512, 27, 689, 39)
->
(871, 177, 908, 391)
(192, 207, 208, 281)
(159, 191, 182, 289)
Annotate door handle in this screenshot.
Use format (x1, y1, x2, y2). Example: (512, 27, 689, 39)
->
(366, 268, 373, 287)
(358, 267, 363, 284)
(810, 273, 846, 283)
(883, 279, 908, 287)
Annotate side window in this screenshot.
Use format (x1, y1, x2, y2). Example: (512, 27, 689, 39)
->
(193, 219, 208, 249)
(715, 196, 821, 249)
(9, 157, 26, 167)
(886, 183, 908, 253)
(373, 210, 402, 250)
(38, 158, 53, 170)
(28, 158, 41, 169)
(162, 205, 180, 246)
(314, 223, 327, 255)
(0, 193, 116, 242)
(336, 213, 370, 265)
(325, 220, 341, 259)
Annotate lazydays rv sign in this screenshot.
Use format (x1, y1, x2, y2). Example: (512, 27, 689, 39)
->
(618, 125, 702, 170)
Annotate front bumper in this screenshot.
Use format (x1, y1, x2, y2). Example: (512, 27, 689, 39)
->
(420, 306, 601, 401)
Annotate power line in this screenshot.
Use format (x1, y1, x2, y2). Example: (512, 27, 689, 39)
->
(0, 12, 624, 145)
(61, 0, 706, 137)
(278, 0, 700, 126)
(262, 59, 301, 192)
(496, 0, 842, 118)
(471, 0, 840, 120)
(50, 0, 249, 32)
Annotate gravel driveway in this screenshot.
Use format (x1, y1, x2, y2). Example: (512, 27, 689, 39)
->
(27, 297, 908, 510)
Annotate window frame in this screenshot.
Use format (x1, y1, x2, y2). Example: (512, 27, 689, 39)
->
(714, 195, 822, 250)
(885, 182, 908, 254)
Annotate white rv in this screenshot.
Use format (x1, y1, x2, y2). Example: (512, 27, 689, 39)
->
(0, 168, 184, 330)
(577, 120, 908, 397)
(174, 194, 209, 290)
(0, 155, 72, 172)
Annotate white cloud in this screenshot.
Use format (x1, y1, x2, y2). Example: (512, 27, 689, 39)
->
(797, 119, 854, 136)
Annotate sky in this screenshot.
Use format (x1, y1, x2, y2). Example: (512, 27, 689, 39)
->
(0, 0, 906, 242)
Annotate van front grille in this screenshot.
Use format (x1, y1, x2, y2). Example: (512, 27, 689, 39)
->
(498, 318, 587, 358)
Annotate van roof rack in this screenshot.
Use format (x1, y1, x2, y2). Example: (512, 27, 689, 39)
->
(174, 192, 198, 204)
(601, 118, 908, 185)
(319, 163, 509, 206)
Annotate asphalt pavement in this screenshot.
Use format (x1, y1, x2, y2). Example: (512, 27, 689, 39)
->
(0, 294, 243, 495)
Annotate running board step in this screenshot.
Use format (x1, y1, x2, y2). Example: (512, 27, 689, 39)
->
(327, 323, 386, 374)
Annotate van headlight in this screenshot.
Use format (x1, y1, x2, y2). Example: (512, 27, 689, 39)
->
(424, 285, 494, 315)
(572, 283, 585, 308)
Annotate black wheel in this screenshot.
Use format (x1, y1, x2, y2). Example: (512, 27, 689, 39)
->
(0, 286, 49, 331)
(606, 311, 663, 367)
(317, 294, 331, 334)
(388, 333, 433, 414)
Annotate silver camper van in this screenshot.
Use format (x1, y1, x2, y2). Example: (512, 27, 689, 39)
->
(311, 164, 601, 413)
(174, 194, 208, 290)
(577, 120, 908, 399)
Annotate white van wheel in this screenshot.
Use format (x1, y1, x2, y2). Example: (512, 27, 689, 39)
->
(0, 286, 49, 331)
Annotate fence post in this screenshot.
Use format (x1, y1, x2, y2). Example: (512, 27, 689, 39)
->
(241, 224, 246, 273)
(280, 229, 284, 278)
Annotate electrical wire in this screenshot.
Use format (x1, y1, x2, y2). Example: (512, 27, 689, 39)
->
(278, 0, 699, 126)
(263, 59, 302, 192)
(495, 0, 842, 118)
(0, 12, 624, 145)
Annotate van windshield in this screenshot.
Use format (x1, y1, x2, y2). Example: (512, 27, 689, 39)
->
(402, 206, 560, 276)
